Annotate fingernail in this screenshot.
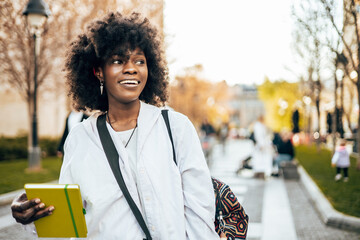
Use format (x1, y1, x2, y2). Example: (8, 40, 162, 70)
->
(35, 199, 40, 204)
(49, 206, 55, 211)
(39, 203, 45, 208)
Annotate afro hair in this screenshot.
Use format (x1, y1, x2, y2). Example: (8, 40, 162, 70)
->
(65, 12, 169, 112)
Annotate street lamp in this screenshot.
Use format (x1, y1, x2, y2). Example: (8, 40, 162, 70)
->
(22, 0, 51, 170)
(335, 53, 347, 139)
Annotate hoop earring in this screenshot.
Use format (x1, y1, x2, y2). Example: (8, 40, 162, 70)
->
(100, 81, 104, 95)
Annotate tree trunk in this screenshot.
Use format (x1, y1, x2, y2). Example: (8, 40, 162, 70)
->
(357, 71, 360, 170)
(27, 95, 33, 150)
(332, 74, 338, 154)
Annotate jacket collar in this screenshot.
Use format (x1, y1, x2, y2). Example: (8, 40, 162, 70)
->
(137, 101, 162, 155)
(84, 101, 162, 154)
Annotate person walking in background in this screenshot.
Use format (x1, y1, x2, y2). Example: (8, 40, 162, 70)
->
(57, 109, 88, 157)
(331, 139, 350, 182)
(252, 115, 273, 178)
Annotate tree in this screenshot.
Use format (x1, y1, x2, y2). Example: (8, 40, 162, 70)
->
(257, 78, 302, 133)
(291, 0, 353, 151)
(169, 64, 230, 128)
(292, 0, 332, 144)
(319, 0, 360, 169)
(0, 0, 164, 167)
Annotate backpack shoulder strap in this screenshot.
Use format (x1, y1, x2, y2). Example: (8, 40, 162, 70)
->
(161, 109, 177, 165)
(96, 114, 152, 240)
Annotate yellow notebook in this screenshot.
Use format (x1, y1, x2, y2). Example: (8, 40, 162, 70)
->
(24, 183, 87, 238)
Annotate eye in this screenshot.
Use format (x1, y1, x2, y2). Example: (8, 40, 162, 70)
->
(135, 59, 145, 65)
(112, 59, 123, 64)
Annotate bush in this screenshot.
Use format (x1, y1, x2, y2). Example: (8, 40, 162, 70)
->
(40, 138, 59, 157)
(0, 135, 60, 161)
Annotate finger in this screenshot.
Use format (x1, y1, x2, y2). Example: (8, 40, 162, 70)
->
(34, 202, 46, 211)
(22, 202, 48, 220)
(11, 193, 40, 212)
(32, 206, 55, 221)
(12, 202, 47, 225)
(18, 198, 41, 212)
(12, 208, 36, 225)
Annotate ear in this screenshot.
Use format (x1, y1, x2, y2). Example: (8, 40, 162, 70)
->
(94, 67, 104, 81)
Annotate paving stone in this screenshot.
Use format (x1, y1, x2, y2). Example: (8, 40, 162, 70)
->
(286, 181, 360, 240)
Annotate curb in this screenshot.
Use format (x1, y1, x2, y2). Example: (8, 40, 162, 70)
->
(298, 165, 360, 233)
(0, 189, 24, 206)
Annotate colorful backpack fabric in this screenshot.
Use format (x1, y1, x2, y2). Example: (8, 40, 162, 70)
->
(212, 178, 248, 239)
(161, 110, 249, 239)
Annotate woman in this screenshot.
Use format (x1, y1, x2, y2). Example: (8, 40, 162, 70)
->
(11, 12, 219, 239)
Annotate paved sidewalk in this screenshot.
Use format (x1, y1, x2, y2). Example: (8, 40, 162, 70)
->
(209, 139, 360, 240)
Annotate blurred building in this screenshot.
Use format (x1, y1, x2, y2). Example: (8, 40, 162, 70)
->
(228, 84, 265, 128)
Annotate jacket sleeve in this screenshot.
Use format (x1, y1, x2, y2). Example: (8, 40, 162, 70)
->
(174, 115, 219, 240)
(331, 152, 339, 165)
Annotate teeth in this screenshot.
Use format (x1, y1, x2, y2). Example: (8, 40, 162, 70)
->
(120, 80, 139, 85)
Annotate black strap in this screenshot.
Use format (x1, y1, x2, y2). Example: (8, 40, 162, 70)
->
(213, 179, 222, 220)
(161, 110, 222, 222)
(96, 114, 152, 240)
(161, 110, 177, 165)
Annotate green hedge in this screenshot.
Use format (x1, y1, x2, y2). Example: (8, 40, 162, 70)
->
(0, 136, 60, 161)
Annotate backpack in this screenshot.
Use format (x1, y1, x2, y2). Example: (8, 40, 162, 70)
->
(161, 110, 248, 239)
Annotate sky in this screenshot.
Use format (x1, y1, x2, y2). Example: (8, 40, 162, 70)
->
(163, 0, 300, 85)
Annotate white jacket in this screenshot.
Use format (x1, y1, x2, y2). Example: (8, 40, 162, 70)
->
(331, 146, 350, 168)
(59, 101, 219, 240)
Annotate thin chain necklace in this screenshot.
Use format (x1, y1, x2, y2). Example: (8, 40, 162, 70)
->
(107, 113, 137, 148)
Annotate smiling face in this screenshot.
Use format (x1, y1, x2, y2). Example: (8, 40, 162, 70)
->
(98, 47, 148, 107)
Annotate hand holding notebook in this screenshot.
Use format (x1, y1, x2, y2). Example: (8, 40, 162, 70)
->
(23, 183, 87, 238)
(11, 184, 88, 238)
(11, 192, 55, 225)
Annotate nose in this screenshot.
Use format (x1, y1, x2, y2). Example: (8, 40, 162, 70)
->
(122, 61, 137, 75)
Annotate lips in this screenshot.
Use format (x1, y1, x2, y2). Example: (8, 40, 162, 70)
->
(118, 79, 140, 85)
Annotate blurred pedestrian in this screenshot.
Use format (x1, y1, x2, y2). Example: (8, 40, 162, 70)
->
(11, 12, 219, 239)
(200, 118, 216, 164)
(273, 131, 295, 175)
(252, 115, 273, 178)
(200, 118, 216, 137)
(219, 122, 229, 153)
(331, 139, 350, 182)
(57, 109, 88, 158)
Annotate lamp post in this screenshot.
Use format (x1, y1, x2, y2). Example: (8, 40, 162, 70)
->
(336, 68, 344, 138)
(335, 53, 347, 139)
(22, 0, 51, 170)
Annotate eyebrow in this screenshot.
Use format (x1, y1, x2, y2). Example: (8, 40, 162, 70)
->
(133, 50, 145, 56)
(111, 51, 144, 58)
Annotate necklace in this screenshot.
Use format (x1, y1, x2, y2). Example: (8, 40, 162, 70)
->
(107, 113, 137, 148)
